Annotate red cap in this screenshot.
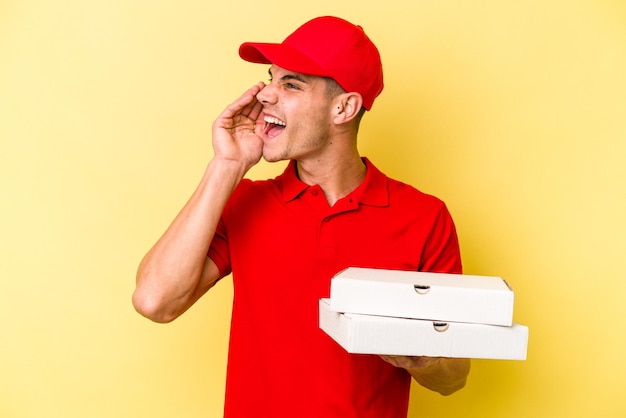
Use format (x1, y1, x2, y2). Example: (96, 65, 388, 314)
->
(239, 16, 384, 110)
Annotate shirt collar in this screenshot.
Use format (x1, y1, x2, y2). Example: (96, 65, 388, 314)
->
(277, 157, 389, 207)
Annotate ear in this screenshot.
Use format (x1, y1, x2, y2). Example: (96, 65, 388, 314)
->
(333, 93, 364, 125)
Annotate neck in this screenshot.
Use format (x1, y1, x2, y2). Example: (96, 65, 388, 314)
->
(296, 150, 366, 207)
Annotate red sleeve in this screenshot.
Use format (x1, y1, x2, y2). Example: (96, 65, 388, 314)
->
(208, 216, 232, 279)
(419, 203, 463, 274)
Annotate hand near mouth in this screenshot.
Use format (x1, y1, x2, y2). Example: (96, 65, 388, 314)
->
(212, 82, 266, 172)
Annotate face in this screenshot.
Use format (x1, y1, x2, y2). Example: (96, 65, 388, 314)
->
(255, 65, 338, 163)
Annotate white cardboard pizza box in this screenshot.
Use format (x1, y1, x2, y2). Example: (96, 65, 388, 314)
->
(329, 267, 514, 326)
(319, 299, 528, 360)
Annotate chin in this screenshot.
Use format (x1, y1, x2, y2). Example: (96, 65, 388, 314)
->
(262, 151, 287, 163)
(262, 141, 291, 161)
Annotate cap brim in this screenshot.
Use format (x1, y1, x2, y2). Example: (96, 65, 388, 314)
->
(239, 42, 326, 76)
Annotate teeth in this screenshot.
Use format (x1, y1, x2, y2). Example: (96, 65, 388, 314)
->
(264, 116, 286, 126)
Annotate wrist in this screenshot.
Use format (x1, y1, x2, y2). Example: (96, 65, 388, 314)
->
(208, 157, 249, 182)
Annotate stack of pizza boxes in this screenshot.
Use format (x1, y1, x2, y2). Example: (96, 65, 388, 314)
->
(319, 267, 528, 360)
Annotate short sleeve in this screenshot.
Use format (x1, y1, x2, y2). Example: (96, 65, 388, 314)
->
(208, 216, 232, 279)
(419, 203, 463, 274)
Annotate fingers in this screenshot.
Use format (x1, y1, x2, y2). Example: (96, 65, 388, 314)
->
(222, 82, 266, 120)
(247, 91, 264, 123)
(380, 355, 443, 370)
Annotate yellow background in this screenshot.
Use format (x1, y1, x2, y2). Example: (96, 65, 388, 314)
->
(2, 0, 625, 417)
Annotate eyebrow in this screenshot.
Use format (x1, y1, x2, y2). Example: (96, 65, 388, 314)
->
(268, 68, 309, 84)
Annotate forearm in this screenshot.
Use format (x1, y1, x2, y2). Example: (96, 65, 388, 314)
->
(133, 158, 247, 322)
(407, 357, 470, 396)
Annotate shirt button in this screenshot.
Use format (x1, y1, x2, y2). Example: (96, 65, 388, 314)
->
(310, 189, 319, 196)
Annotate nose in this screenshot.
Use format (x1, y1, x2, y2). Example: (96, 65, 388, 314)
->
(256, 83, 276, 105)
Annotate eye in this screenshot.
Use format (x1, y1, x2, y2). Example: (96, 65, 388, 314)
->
(285, 82, 300, 90)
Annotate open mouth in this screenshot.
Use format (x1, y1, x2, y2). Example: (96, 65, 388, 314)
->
(263, 116, 286, 138)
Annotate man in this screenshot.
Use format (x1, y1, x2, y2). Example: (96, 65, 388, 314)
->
(133, 16, 470, 418)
